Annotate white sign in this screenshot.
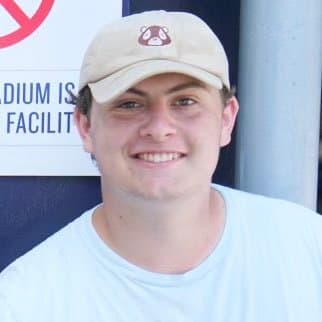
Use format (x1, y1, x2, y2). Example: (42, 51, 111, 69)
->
(0, 0, 123, 175)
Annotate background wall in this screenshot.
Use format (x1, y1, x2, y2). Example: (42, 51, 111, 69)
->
(0, 0, 244, 271)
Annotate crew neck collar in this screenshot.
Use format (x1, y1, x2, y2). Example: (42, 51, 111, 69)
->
(80, 184, 235, 287)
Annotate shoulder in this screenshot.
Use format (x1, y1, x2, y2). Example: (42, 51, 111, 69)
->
(214, 183, 321, 221)
(0, 206, 97, 319)
(214, 184, 322, 247)
(214, 185, 322, 268)
(1, 205, 96, 274)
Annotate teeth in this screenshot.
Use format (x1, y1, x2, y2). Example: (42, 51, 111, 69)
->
(138, 152, 181, 163)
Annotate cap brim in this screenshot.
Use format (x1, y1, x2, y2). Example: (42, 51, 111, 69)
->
(88, 59, 223, 104)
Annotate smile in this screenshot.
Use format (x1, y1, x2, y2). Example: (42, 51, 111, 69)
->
(135, 152, 184, 163)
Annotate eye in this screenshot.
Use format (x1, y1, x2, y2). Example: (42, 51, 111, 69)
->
(173, 97, 196, 107)
(159, 29, 166, 40)
(115, 100, 142, 110)
(142, 29, 151, 40)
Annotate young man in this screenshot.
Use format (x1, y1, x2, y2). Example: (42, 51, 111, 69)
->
(1, 10, 321, 322)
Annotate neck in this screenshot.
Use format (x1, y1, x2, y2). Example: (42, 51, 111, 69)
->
(93, 186, 226, 274)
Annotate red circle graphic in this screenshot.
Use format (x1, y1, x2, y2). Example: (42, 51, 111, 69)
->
(0, 0, 55, 49)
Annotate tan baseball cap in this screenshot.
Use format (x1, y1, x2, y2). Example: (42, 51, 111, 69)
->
(79, 10, 230, 104)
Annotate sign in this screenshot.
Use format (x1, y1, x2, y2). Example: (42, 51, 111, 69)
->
(0, 0, 123, 175)
(0, 0, 54, 49)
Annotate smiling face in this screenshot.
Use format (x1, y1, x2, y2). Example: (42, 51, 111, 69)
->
(75, 73, 238, 200)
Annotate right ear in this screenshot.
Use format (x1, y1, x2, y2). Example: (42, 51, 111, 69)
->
(74, 108, 93, 153)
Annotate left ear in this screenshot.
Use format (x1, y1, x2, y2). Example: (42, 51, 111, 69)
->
(74, 108, 94, 153)
(219, 96, 239, 147)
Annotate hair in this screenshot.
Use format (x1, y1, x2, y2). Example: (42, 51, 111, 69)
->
(69, 86, 92, 116)
(220, 85, 236, 106)
(71, 83, 236, 117)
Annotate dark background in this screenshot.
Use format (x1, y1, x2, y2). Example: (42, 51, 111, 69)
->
(1, 0, 320, 271)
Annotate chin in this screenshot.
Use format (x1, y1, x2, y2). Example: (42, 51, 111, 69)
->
(131, 179, 195, 201)
(131, 187, 174, 201)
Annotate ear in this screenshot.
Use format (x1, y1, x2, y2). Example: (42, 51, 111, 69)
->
(140, 26, 147, 33)
(219, 96, 239, 147)
(74, 108, 94, 153)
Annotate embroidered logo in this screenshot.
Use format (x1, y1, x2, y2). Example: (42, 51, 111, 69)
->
(138, 25, 171, 46)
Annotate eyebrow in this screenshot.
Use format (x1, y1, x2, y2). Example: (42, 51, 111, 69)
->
(125, 80, 208, 97)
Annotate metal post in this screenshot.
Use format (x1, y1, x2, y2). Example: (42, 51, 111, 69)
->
(235, 0, 322, 210)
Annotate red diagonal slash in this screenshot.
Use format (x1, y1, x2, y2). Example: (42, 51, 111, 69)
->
(0, 0, 30, 26)
(0, 0, 55, 49)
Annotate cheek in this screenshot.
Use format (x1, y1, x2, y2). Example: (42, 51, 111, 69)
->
(191, 112, 223, 143)
(191, 114, 223, 165)
(90, 118, 137, 154)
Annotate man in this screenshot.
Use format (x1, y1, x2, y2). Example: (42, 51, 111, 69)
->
(0, 10, 321, 322)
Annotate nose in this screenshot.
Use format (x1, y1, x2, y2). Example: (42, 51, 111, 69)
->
(138, 104, 177, 141)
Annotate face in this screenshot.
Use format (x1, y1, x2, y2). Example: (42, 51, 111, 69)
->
(75, 73, 238, 200)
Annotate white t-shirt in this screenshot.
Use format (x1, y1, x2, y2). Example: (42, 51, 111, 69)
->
(1, 185, 322, 322)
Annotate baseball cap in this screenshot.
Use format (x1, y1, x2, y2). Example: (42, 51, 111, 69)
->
(78, 10, 230, 104)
